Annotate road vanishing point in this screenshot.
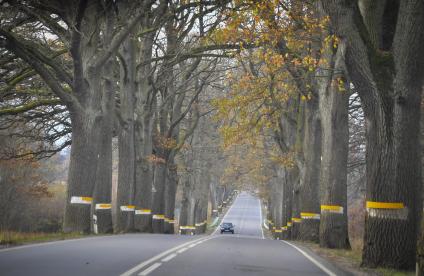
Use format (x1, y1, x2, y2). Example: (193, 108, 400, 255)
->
(0, 192, 348, 276)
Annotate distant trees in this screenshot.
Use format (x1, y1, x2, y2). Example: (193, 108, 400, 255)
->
(0, 126, 67, 233)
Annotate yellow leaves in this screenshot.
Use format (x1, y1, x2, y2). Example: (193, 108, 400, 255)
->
(154, 135, 177, 150)
(324, 34, 340, 49)
(300, 93, 312, 101)
(335, 77, 347, 92)
(270, 151, 296, 169)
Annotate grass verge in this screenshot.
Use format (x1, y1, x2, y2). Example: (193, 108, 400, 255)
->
(0, 231, 87, 247)
(297, 241, 414, 276)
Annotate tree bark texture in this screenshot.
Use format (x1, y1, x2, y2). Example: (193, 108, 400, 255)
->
(134, 31, 156, 233)
(115, 36, 137, 233)
(318, 40, 350, 249)
(299, 97, 322, 242)
(322, 0, 424, 268)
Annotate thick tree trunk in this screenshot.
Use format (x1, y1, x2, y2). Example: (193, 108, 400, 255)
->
(64, 111, 100, 233)
(115, 37, 136, 233)
(283, 168, 295, 240)
(318, 42, 350, 249)
(299, 97, 322, 242)
(416, 90, 424, 275)
(322, 0, 424, 269)
(362, 93, 421, 269)
(152, 161, 166, 233)
(90, 5, 116, 235)
(179, 170, 195, 235)
(91, 63, 114, 234)
(209, 179, 219, 218)
(164, 163, 178, 234)
(134, 33, 155, 233)
(272, 167, 284, 240)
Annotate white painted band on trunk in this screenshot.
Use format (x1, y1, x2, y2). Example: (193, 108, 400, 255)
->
(135, 209, 151, 215)
(120, 205, 135, 211)
(300, 213, 321, 220)
(95, 203, 112, 210)
(70, 196, 92, 204)
(320, 205, 343, 214)
(366, 208, 408, 220)
(179, 226, 196, 230)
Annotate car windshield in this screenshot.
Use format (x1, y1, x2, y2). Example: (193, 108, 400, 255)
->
(223, 223, 233, 227)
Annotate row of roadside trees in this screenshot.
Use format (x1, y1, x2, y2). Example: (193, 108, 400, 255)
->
(0, 0, 240, 236)
(212, 0, 424, 271)
(1, 0, 424, 272)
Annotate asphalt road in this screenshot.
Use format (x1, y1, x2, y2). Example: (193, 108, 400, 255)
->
(0, 192, 345, 276)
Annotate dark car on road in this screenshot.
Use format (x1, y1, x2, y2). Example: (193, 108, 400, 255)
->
(220, 222, 235, 234)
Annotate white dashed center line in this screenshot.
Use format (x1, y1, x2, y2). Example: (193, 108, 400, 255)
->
(177, 247, 188, 253)
(161, 253, 177, 262)
(138, 262, 162, 276)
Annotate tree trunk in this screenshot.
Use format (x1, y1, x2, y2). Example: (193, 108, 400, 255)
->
(361, 89, 421, 269)
(164, 163, 178, 234)
(115, 37, 136, 233)
(322, 0, 424, 268)
(179, 164, 195, 235)
(152, 161, 166, 233)
(91, 61, 114, 234)
(63, 111, 100, 233)
(282, 168, 294, 240)
(134, 32, 155, 233)
(318, 41, 350, 249)
(209, 179, 219, 218)
(416, 89, 424, 275)
(299, 97, 322, 242)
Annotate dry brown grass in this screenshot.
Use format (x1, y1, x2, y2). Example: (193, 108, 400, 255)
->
(297, 241, 414, 276)
(0, 231, 85, 246)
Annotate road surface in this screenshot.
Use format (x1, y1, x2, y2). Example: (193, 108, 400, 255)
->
(0, 192, 345, 276)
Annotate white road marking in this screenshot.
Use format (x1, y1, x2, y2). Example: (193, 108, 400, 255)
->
(161, 253, 177, 262)
(188, 244, 196, 248)
(120, 236, 211, 276)
(177, 247, 188, 253)
(281, 240, 337, 276)
(138, 262, 161, 276)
